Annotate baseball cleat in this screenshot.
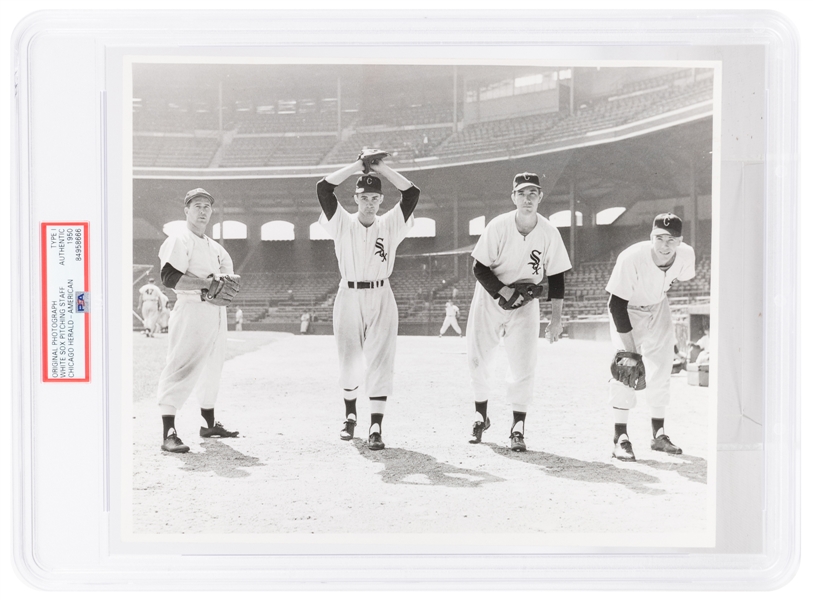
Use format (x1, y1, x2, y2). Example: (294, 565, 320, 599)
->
(200, 421, 239, 438)
(612, 437, 636, 462)
(368, 432, 385, 451)
(650, 434, 682, 455)
(469, 417, 491, 444)
(340, 419, 356, 441)
(509, 431, 526, 452)
(161, 433, 190, 453)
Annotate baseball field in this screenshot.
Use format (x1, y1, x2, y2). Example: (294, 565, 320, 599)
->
(129, 330, 711, 547)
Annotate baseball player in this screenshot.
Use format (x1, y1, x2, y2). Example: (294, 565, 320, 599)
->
(137, 277, 162, 337)
(316, 151, 420, 451)
(439, 300, 463, 337)
(467, 172, 572, 451)
(234, 306, 244, 332)
(155, 188, 240, 453)
(606, 213, 696, 461)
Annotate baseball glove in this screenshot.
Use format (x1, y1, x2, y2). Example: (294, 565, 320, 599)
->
(357, 148, 389, 174)
(610, 351, 647, 390)
(497, 282, 545, 310)
(202, 274, 241, 306)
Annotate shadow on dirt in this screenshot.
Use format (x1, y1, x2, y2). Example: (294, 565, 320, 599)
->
(635, 454, 707, 484)
(352, 439, 505, 488)
(485, 443, 667, 495)
(173, 439, 265, 478)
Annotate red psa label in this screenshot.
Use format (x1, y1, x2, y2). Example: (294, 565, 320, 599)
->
(41, 223, 90, 382)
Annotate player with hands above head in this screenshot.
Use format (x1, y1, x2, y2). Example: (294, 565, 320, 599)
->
(316, 150, 420, 451)
(466, 172, 572, 451)
(155, 188, 241, 454)
(606, 213, 696, 462)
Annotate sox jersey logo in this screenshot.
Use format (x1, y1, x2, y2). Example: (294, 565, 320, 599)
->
(528, 249, 542, 275)
(374, 237, 388, 262)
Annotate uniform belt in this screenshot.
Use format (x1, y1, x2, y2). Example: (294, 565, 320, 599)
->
(347, 279, 386, 289)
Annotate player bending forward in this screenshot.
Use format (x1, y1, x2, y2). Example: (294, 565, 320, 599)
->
(155, 188, 241, 453)
(316, 150, 420, 451)
(439, 300, 463, 337)
(467, 173, 572, 451)
(607, 213, 696, 462)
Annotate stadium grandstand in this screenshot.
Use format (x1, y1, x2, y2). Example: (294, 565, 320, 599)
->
(133, 63, 713, 336)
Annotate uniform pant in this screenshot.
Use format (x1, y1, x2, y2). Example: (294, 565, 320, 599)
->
(157, 298, 227, 411)
(439, 316, 462, 335)
(608, 297, 675, 409)
(141, 301, 160, 335)
(467, 285, 540, 412)
(332, 282, 398, 397)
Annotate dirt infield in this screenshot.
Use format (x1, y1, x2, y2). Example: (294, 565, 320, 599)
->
(130, 331, 710, 544)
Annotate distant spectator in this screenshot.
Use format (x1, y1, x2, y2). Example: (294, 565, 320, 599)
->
(451, 286, 459, 300)
(287, 289, 294, 302)
(234, 306, 243, 332)
(300, 311, 312, 335)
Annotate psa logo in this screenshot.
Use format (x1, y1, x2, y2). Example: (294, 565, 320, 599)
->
(76, 292, 90, 313)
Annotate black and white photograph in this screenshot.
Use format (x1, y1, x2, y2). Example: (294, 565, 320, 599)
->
(122, 59, 718, 548)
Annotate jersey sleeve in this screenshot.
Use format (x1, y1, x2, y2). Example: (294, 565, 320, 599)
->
(471, 219, 501, 267)
(318, 202, 350, 240)
(676, 244, 696, 281)
(158, 234, 190, 273)
(605, 252, 637, 300)
(384, 202, 415, 245)
(544, 227, 573, 276)
(218, 245, 235, 276)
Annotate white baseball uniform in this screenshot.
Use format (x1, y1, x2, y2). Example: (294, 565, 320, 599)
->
(439, 303, 462, 335)
(138, 282, 162, 336)
(318, 190, 415, 397)
(468, 212, 572, 411)
(235, 307, 243, 331)
(156, 227, 234, 411)
(606, 241, 696, 409)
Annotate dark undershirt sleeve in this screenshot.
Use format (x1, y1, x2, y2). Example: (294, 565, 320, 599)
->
(399, 185, 421, 221)
(161, 262, 184, 289)
(547, 272, 565, 300)
(316, 178, 339, 221)
(472, 260, 505, 298)
(608, 294, 633, 334)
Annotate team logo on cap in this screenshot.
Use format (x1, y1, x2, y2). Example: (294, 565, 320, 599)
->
(367, 177, 373, 185)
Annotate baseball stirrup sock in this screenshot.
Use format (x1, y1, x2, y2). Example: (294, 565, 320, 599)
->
(651, 418, 665, 438)
(201, 408, 215, 429)
(614, 423, 628, 444)
(344, 398, 357, 420)
(475, 401, 488, 423)
(511, 411, 526, 434)
(162, 415, 176, 439)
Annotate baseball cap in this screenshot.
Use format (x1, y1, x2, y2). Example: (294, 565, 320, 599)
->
(184, 188, 215, 206)
(355, 175, 382, 195)
(148, 277, 155, 283)
(513, 172, 542, 192)
(651, 213, 682, 237)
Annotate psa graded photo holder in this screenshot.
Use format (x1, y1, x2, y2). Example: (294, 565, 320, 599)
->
(10, 10, 799, 591)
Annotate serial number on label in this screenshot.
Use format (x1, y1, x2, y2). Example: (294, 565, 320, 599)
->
(41, 223, 90, 382)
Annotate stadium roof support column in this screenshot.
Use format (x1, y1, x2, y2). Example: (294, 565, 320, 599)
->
(218, 80, 223, 144)
(569, 178, 577, 268)
(453, 185, 460, 278)
(219, 196, 225, 245)
(336, 76, 342, 137)
(690, 153, 698, 249)
(569, 68, 575, 116)
(453, 66, 459, 131)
